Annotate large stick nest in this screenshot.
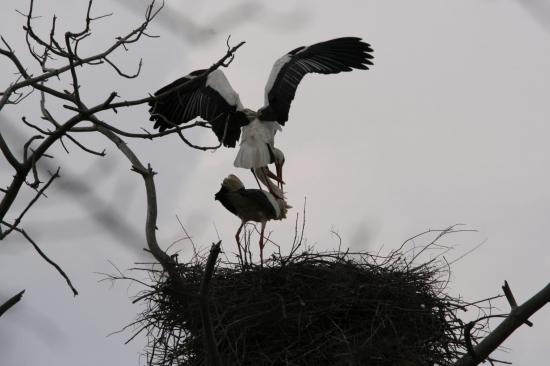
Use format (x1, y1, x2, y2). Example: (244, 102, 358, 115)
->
(126, 233, 491, 366)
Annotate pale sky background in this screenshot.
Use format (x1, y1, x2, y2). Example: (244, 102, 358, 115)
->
(1, 0, 550, 365)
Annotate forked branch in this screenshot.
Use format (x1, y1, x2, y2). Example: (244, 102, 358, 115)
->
(454, 281, 550, 366)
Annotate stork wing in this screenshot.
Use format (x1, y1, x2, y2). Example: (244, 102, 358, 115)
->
(148, 69, 247, 147)
(239, 189, 279, 220)
(262, 37, 374, 125)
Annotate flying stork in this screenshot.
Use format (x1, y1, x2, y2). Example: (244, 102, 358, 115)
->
(148, 37, 374, 196)
(214, 174, 288, 264)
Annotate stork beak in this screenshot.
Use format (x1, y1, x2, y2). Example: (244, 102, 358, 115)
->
(265, 166, 285, 185)
(275, 160, 284, 190)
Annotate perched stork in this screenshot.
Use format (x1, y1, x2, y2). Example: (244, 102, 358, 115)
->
(214, 174, 288, 263)
(148, 37, 374, 195)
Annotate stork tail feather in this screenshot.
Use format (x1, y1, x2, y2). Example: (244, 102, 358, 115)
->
(276, 197, 291, 220)
(234, 142, 272, 169)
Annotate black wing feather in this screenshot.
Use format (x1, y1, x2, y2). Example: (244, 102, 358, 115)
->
(216, 188, 278, 221)
(148, 69, 246, 147)
(239, 189, 278, 219)
(264, 37, 374, 124)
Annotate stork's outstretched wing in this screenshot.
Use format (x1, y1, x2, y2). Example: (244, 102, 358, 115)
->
(148, 69, 248, 147)
(261, 37, 374, 125)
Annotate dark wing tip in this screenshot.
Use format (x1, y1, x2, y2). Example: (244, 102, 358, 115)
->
(302, 36, 375, 71)
(147, 69, 220, 131)
(210, 111, 248, 147)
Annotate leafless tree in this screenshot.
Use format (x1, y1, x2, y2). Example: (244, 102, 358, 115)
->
(0, 0, 238, 328)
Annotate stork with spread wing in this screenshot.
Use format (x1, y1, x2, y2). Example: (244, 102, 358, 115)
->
(148, 37, 374, 198)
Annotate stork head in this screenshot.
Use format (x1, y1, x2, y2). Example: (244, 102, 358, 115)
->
(215, 174, 244, 201)
(222, 174, 245, 191)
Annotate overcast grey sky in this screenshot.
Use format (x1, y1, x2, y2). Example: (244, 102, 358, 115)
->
(1, 0, 550, 365)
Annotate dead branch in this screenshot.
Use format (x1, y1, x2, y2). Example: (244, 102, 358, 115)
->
(1, 222, 78, 296)
(200, 242, 222, 366)
(93, 125, 200, 298)
(95, 124, 227, 364)
(0, 290, 25, 318)
(0, 112, 86, 224)
(0, 167, 60, 239)
(73, 116, 211, 141)
(0, 131, 22, 171)
(454, 281, 550, 366)
(0, 0, 165, 108)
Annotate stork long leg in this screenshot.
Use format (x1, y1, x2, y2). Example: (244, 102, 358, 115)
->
(235, 221, 245, 265)
(251, 168, 262, 190)
(259, 221, 266, 267)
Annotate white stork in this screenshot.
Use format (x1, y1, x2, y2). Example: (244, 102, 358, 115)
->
(214, 174, 288, 264)
(148, 37, 374, 196)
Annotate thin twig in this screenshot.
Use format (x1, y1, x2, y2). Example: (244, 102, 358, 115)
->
(1, 222, 78, 296)
(0, 167, 60, 239)
(454, 282, 550, 366)
(104, 56, 142, 79)
(0, 290, 25, 318)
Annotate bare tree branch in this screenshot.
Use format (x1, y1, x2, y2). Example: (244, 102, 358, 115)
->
(0, 131, 23, 171)
(64, 32, 83, 106)
(94, 125, 227, 366)
(0, 167, 60, 239)
(0, 0, 165, 108)
(104, 56, 143, 79)
(93, 126, 171, 264)
(0, 113, 86, 223)
(200, 241, 222, 366)
(1, 222, 78, 296)
(454, 282, 550, 366)
(0, 290, 25, 318)
(75, 116, 211, 140)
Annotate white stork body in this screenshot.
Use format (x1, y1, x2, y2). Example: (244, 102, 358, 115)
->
(233, 119, 281, 169)
(148, 37, 374, 196)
